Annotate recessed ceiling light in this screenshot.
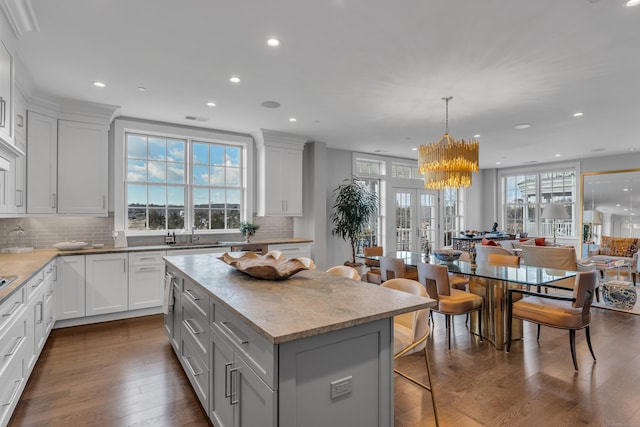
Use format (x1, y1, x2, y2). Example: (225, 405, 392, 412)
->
(626, 0, 640, 7)
(514, 123, 531, 130)
(496, 162, 501, 165)
(93, 81, 106, 88)
(229, 76, 240, 83)
(411, 147, 417, 151)
(289, 117, 297, 122)
(206, 102, 216, 107)
(616, 204, 621, 207)
(554, 154, 561, 157)
(137, 86, 146, 92)
(573, 112, 584, 117)
(623, 188, 629, 191)
(267, 38, 280, 47)
(473, 134, 481, 138)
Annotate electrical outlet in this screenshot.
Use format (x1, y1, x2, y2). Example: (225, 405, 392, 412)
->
(330, 376, 353, 400)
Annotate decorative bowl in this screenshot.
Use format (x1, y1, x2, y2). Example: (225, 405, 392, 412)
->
(218, 252, 309, 280)
(433, 250, 463, 262)
(53, 241, 89, 251)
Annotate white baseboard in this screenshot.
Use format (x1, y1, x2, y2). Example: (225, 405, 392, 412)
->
(53, 306, 163, 329)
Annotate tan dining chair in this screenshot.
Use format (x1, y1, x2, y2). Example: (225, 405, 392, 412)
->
(265, 250, 285, 260)
(379, 256, 418, 281)
(488, 253, 520, 267)
(363, 246, 383, 284)
(506, 270, 598, 371)
(297, 257, 316, 269)
(326, 265, 361, 281)
(417, 262, 483, 350)
(381, 278, 439, 426)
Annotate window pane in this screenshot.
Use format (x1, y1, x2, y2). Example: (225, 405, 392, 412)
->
(148, 137, 166, 161)
(226, 147, 240, 167)
(167, 162, 184, 184)
(148, 186, 166, 207)
(167, 209, 184, 229)
(210, 166, 225, 186)
(128, 208, 146, 230)
(193, 165, 209, 185)
(194, 188, 209, 207)
(211, 145, 225, 165)
(168, 187, 184, 208)
(127, 134, 147, 159)
(128, 160, 147, 182)
(226, 167, 240, 187)
(148, 161, 167, 183)
(128, 185, 147, 206)
(211, 210, 225, 229)
(228, 210, 240, 228)
(167, 140, 185, 162)
(193, 143, 209, 165)
(227, 189, 240, 207)
(194, 210, 209, 229)
(211, 189, 224, 206)
(148, 209, 166, 230)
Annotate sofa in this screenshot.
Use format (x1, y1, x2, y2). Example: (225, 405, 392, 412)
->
(477, 237, 549, 256)
(588, 236, 639, 284)
(521, 245, 594, 288)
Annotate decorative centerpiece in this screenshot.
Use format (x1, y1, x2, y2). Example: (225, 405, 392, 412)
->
(433, 249, 463, 263)
(219, 252, 308, 280)
(239, 221, 259, 243)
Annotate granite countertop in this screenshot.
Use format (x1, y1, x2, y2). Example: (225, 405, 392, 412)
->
(164, 253, 436, 344)
(0, 237, 313, 303)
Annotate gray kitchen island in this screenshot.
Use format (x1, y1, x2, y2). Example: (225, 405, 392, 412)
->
(164, 252, 434, 427)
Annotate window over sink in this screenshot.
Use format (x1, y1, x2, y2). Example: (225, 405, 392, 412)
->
(114, 118, 253, 235)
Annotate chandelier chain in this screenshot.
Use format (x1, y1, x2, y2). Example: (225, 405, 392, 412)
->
(442, 96, 453, 134)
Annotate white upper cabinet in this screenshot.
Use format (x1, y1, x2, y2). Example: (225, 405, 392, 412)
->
(57, 120, 107, 214)
(0, 40, 13, 147)
(255, 129, 306, 216)
(26, 111, 108, 215)
(26, 111, 57, 214)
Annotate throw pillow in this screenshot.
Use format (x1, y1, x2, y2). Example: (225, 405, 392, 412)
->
(512, 239, 535, 249)
(482, 238, 498, 246)
(534, 237, 547, 246)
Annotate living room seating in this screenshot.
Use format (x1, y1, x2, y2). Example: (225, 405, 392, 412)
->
(326, 265, 361, 280)
(588, 236, 639, 284)
(521, 246, 594, 289)
(506, 271, 598, 371)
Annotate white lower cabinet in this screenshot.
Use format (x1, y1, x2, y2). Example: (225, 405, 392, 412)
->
(56, 255, 85, 320)
(0, 296, 27, 427)
(85, 253, 128, 316)
(267, 242, 311, 259)
(128, 251, 165, 310)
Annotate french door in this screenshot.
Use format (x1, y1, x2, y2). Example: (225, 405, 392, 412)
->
(393, 188, 438, 253)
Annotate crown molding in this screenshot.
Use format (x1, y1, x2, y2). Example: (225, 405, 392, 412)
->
(0, 0, 39, 39)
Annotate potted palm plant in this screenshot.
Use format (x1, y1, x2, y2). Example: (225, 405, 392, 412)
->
(330, 177, 378, 267)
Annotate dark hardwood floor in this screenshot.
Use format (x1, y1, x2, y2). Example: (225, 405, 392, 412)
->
(9, 308, 640, 426)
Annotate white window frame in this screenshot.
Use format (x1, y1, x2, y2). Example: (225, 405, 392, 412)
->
(113, 118, 254, 235)
(499, 162, 579, 238)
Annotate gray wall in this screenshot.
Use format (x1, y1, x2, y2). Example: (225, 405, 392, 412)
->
(324, 148, 354, 269)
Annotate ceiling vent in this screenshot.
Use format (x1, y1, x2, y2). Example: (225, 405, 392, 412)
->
(184, 115, 208, 122)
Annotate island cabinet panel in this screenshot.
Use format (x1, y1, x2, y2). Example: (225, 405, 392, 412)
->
(278, 319, 392, 427)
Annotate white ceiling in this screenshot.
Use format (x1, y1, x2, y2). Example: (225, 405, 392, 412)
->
(10, 0, 640, 168)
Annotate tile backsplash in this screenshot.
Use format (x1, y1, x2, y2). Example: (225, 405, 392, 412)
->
(0, 216, 293, 249)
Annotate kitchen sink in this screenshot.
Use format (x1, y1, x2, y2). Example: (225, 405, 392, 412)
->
(0, 275, 18, 291)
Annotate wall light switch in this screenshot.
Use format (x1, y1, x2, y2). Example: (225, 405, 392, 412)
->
(330, 376, 353, 400)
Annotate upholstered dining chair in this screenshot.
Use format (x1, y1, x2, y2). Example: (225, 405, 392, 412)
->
(379, 256, 419, 282)
(417, 263, 483, 350)
(488, 253, 520, 267)
(363, 246, 383, 284)
(297, 257, 316, 269)
(326, 265, 361, 281)
(265, 250, 285, 260)
(381, 278, 439, 426)
(506, 270, 598, 371)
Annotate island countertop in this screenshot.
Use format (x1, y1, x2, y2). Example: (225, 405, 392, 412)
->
(164, 253, 435, 344)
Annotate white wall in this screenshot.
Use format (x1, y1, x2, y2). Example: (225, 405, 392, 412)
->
(324, 148, 354, 269)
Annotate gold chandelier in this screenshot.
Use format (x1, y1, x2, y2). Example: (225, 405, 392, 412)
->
(418, 97, 479, 190)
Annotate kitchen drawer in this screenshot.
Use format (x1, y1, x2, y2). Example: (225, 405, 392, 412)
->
(0, 313, 26, 376)
(25, 270, 44, 301)
(0, 287, 25, 332)
(181, 296, 209, 359)
(268, 242, 311, 259)
(212, 302, 277, 389)
(180, 330, 210, 410)
(0, 339, 26, 427)
(129, 251, 165, 266)
(182, 278, 209, 317)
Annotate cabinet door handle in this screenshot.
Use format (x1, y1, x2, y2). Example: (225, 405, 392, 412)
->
(5, 336, 24, 357)
(224, 362, 233, 398)
(184, 289, 200, 301)
(0, 97, 5, 128)
(183, 356, 203, 377)
(36, 301, 43, 324)
(51, 193, 57, 209)
(102, 195, 106, 209)
(230, 367, 240, 405)
(219, 321, 250, 345)
(2, 301, 21, 317)
(123, 259, 127, 272)
(15, 190, 23, 207)
(32, 278, 44, 288)
(1, 379, 24, 407)
(183, 318, 202, 335)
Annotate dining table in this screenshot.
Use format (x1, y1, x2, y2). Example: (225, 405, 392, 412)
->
(366, 251, 578, 350)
